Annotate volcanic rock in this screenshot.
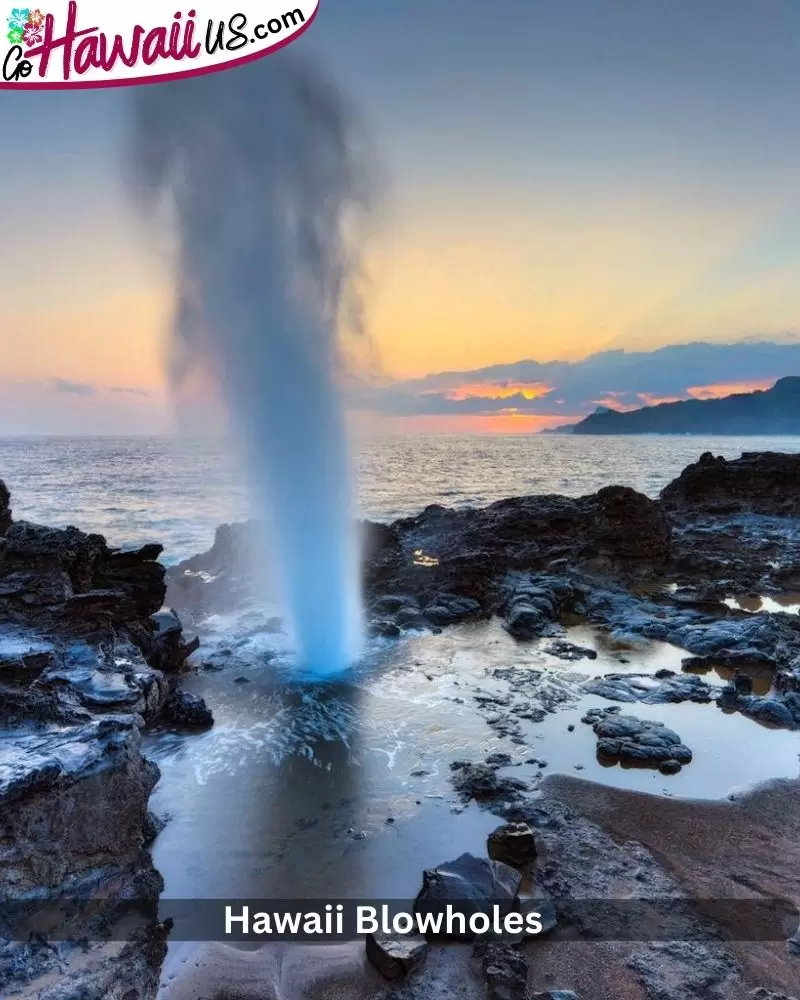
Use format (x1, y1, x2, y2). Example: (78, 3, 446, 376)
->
(415, 853, 523, 942)
(717, 685, 800, 729)
(365, 932, 428, 980)
(450, 761, 526, 804)
(583, 672, 713, 705)
(162, 689, 214, 729)
(661, 451, 800, 516)
(0, 479, 11, 534)
(582, 707, 693, 767)
(0, 716, 159, 893)
(487, 823, 539, 869)
(481, 942, 529, 1000)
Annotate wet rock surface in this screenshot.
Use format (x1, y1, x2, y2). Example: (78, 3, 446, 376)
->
(365, 932, 428, 980)
(480, 942, 529, 1000)
(661, 451, 800, 517)
(6, 453, 800, 1000)
(450, 760, 527, 804)
(0, 717, 159, 892)
(582, 707, 694, 768)
(0, 485, 206, 998)
(487, 823, 539, 869)
(583, 671, 713, 705)
(161, 688, 214, 729)
(415, 853, 523, 942)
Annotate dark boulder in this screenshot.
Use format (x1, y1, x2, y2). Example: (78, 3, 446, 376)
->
(362, 520, 404, 590)
(583, 672, 713, 706)
(161, 689, 214, 729)
(582, 707, 693, 767)
(0, 479, 11, 534)
(0, 717, 159, 892)
(487, 823, 539, 869)
(415, 853, 522, 942)
(365, 932, 428, 980)
(717, 686, 799, 729)
(450, 760, 526, 804)
(545, 640, 597, 662)
(661, 451, 800, 516)
(146, 609, 200, 672)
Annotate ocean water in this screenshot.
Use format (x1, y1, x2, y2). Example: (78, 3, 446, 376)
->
(3, 433, 800, 915)
(1, 434, 799, 563)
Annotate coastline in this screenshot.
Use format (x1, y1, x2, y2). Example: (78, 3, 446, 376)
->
(2, 450, 799, 999)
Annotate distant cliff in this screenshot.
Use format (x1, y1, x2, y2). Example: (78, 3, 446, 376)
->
(570, 377, 800, 435)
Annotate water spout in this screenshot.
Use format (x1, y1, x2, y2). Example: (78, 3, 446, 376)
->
(128, 56, 369, 677)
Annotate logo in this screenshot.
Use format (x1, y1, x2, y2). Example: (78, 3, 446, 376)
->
(2, 0, 319, 88)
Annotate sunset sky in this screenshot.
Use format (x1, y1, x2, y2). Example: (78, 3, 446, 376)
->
(2, 0, 800, 433)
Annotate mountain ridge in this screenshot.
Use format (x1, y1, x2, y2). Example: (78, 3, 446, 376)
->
(570, 376, 800, 435)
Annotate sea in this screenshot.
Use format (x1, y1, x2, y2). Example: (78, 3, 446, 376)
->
(0, 434, 799, 563)
(3, 432, 800, 915)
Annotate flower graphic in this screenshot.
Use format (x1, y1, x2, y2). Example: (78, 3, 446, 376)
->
(7, 7, 30, 30)
(27, 7, 44, 26)
(7, 25, 23, 44)
(22, 20, 41, 43)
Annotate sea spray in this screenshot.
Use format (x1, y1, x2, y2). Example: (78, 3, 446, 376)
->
(128, 56, 371, 677)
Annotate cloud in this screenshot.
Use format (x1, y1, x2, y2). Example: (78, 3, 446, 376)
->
(48, 377, 96, 396)
(110, 386, 151, 397)
(348, 341, 800, 423)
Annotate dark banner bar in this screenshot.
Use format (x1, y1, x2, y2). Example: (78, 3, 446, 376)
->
(1, 897, 797, 943)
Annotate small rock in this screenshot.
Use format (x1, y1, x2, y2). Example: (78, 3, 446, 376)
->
(162, 689, 214, 729)
(366, 932, 428, 980)
(369, 619, 401, 638)
(583, 708, 693, 767)
(544, 640, 598, 662)
(485, 753, 513, 767)
(659, 759, 683, 775)
(487, 823, 538, 869)
(450, 761, 526, 804)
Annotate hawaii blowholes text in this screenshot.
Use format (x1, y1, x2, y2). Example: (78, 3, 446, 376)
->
(225, 904, 545, 938)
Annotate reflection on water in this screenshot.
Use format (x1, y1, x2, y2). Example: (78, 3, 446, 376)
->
(145, 620, 800, 909)
(724, 594, 800, 616)
(683, 657, 775, 696)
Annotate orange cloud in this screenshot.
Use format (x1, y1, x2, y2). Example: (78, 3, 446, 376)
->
(440, 381, 555, 402)
(686, 378, 777, 400)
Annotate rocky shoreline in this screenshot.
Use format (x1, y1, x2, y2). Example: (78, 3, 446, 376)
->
(0, 485, 210, 998)
(2, 450, 799, 999)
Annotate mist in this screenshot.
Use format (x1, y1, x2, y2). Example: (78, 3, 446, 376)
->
(128, 55, 371, 677)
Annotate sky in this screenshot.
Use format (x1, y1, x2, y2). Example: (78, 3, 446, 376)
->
(2, 0, 800, 433)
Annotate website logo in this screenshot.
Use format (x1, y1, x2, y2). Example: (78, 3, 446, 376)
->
(2, 0, 318, 88)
